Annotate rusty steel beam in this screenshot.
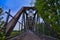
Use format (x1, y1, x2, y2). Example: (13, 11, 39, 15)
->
(6, 7, 24, 36)
(6, 7, 36, 36)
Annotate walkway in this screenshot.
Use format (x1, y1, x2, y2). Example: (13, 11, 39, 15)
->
(9, 31, 59, 40)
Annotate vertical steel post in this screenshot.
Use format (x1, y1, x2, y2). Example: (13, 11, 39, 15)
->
(23, 13, 25, 32)
(5, 9, 11, 35)
(19, 22, 20, 32)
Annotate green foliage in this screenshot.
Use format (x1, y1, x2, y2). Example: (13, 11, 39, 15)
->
(0, 31, 5, 40)
(10, 30, 25, 37)
(10, 30, 20, 37)
(0, 7, 4, 27)
(36, 23, 51, 36)
(0, 7, 5, 40)
(35, 0, 60, 36)
(0, 8, 3, 14)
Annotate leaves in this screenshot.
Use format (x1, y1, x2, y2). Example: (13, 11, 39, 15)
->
(0, 8, 5, 40)
(0, 8, 3, 14)
(35, 0, 60, 36)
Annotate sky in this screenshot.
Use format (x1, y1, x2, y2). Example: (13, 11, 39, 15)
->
(0, 0, 31, 15)
(0, 0, 43, 30)
(0, 0, 35, 21)
(0, 0, 31, 30)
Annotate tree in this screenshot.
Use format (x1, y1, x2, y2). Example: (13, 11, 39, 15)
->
(0, 7, 5, 40)
(0, 8, 4, 26)
(35, 0, 60, 38)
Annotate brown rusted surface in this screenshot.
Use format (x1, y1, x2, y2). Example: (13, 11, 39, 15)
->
(6, 7, 24, 36)
(19, 31, 41, 40)
(8, 31, 58, 40)
(8, 31, 41, 40)
(6, 7, 36, 36)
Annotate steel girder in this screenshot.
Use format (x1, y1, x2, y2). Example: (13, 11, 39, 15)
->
(6, 7, 36, 36)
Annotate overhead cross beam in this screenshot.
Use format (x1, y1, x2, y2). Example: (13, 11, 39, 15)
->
(6, 7, 36, 36)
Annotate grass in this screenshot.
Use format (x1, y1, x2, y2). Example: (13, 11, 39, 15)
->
(10, 29, 26, 37)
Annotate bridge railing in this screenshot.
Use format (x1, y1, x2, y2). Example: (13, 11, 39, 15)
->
(4, 9, 26, 39)
(34, 21, 60, 40)
(6, 21, 25, 39)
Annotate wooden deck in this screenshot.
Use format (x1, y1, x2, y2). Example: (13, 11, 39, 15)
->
(8, 31, 59, 40)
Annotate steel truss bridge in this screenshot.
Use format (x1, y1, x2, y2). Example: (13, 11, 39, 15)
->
(1, 7, 59, 40)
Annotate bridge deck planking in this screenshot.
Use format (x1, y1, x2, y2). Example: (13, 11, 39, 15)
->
(8, 31, 59, 40)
